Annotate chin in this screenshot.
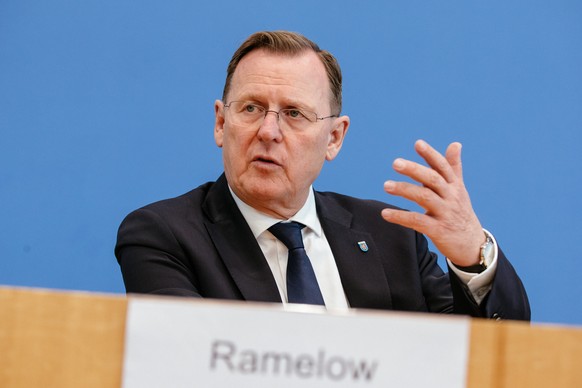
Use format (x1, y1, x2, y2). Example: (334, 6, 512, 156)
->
(230, 171, 290, 203)
(245, 183, 285, 202)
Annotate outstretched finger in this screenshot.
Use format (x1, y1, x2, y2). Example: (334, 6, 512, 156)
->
(445, 142, 463, 180)
(414, 139, 457, 183)
(380, 208, 434, 235)
(392, 158, 448, 196)
(384, 179, 444, 211)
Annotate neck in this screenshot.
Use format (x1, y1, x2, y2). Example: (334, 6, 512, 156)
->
(228, 186, 310, 220)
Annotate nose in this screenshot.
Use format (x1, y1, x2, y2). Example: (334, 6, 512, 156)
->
(257, 110, 283, 142)
(264, 110, 280, 121)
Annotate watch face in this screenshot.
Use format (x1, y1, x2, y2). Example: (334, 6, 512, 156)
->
(481, 239, 495, 267)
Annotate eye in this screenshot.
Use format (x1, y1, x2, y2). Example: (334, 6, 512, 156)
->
(283, 109, 307, 120)
(243, 103, 260, 113)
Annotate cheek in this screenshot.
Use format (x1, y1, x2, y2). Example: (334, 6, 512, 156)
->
(290, 134, 329, 172)
(305, 132, 331, 158)
(222, 139, 242, 168)
(222, 128, 253, 167)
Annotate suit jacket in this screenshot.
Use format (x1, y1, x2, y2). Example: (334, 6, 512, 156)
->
(115, 174, 530, 320)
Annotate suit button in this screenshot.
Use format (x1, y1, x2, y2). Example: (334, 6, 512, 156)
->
(492, 313, 502, 321)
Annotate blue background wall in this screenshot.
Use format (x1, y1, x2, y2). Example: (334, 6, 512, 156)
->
(1, 1, 580, 324)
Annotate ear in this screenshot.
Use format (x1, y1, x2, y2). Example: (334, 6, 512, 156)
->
(325, 115, 350, 161)
(214, 100, 225, 148)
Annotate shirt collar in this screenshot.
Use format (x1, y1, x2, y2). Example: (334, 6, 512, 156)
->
(229, 186, 322, 238)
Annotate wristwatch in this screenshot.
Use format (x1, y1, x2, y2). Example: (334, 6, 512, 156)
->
(456, 231, 495, 273)
(479, 232, 495, 269)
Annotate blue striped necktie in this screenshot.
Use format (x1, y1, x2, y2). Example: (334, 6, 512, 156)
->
(268, 222, 325, 305)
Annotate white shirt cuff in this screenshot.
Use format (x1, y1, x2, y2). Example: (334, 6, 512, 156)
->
(446, 229, 498, 305)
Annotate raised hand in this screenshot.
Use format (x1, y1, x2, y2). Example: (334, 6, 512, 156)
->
(381, 140, 485, 266)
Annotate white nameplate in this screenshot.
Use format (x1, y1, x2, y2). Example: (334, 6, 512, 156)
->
(122, 297, 470, 387)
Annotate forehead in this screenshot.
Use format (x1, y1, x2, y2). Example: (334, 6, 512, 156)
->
(228, 49, 330, 107)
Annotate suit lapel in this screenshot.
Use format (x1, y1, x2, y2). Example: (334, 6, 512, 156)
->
(316, 193, 393, 310)
(200, 176, 393, 309)
(202, 175, 281, 303)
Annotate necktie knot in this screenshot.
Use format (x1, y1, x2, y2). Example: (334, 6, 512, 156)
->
(268, 221, 305, 251)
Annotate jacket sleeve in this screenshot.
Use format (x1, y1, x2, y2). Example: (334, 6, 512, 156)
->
(115, 207, 201, 297)
(447, 247, 531, 321)
(415, 231, 530, 321)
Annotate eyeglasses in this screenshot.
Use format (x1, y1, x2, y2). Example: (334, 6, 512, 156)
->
(223, 101, 338, 131)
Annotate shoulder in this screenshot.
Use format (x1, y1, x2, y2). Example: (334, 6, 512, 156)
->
(122, 181, 214, 221)
(119, 180, 218, 229)
(139, 181, 215, 214)
(116, 180, 221, 251)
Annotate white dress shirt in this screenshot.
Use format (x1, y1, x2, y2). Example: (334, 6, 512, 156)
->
(230, 186, 497, 308)
(231, 187, 350, 310)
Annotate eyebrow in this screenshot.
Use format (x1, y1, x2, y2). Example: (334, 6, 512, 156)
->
(234, 93, 317, 112)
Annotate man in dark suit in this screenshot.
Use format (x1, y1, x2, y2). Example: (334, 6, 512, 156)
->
(116, 31, 530, 320)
